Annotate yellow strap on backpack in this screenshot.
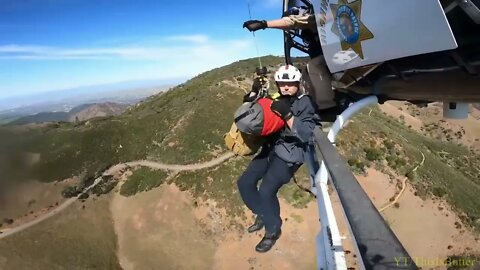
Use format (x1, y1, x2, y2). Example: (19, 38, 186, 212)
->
(270, 92, 281, 100)
(224, 122, 263, 156)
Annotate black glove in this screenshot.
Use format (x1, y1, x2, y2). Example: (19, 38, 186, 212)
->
(242, 77, 264, 102)
(243, 92, 257, 102)
(271, 97, 293, 121)
(243, 20, 267, 32)
(251, 77, 263, 93)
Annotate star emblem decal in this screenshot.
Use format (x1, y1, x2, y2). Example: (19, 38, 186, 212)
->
(330, 0, 374, 59)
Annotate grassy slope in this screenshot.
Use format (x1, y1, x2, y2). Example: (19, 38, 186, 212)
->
(119, 167, 168, 196)
(0, 56, 287, 183)
(0, 195, 121, 270)
(337, 107, 480, 232)
(1, 55, 479, 231)
(0, 56, 306, 269)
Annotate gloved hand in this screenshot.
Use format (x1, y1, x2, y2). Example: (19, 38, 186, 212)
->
(251, 77, 263, 93)
(243, 92, 257, 102)
(271, 97, 293, 121)
(243, 20, 267, 32)
(243, 77, 264, 102)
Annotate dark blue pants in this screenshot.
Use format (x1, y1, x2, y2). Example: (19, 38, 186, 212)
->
(237, 148, 300, 234)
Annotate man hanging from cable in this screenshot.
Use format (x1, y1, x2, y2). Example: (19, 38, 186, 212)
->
(242, 6, 338, 112)
(237, 64, 318, 253)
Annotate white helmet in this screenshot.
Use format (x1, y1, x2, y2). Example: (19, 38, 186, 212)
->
(274, 65, 302, 82)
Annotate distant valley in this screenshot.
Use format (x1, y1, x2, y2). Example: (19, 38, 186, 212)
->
(0, 81, 178, 125)
(7, 102, 129, 125)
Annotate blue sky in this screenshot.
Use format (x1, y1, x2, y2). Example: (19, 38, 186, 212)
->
(0, 0, 289, 100)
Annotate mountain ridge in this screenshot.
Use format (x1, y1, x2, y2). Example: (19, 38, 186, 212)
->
(7, 102, 129, 125)
(0, 55, 479, 269)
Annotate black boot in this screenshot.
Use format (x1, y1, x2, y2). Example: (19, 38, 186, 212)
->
(247, 215, 264, 233)
(255, 229, 282, 253)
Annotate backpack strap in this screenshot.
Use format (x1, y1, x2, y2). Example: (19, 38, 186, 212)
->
(234, 108, 254, 123)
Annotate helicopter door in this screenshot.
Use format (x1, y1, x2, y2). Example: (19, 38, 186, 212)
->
(313, 0, 458, 73)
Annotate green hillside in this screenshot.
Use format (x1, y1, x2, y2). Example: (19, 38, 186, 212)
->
(0, 56, 287, 184)
(337, 107, 480, 232)
(0, 196, 121, 270)
(1, 55, 480, 232)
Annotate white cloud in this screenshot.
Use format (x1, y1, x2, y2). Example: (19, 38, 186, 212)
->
(0, 37, 251, 61)
(0, 36, 259, 91)
(0, 44, 51, 53)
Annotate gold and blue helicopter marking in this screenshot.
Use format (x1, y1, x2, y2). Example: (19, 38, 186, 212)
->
(330, 0, 373, 59)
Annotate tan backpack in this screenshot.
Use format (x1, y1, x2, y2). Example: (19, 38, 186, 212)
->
(224, 122, 264, 156)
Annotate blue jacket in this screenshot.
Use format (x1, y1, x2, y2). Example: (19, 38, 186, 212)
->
(273, 94, 319, 164)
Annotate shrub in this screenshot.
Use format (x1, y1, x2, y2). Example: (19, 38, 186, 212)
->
(91, 176, 118, 196)
(384, 140, 395, 150)
(347, 158, 366, 172)
(348, 158, 357, 166)
(406, 171, 417, 181)
(395, 158, 407, 167)
(120, 167, 167, 196)
(356, 161, 366, 171)
(432, 186, 447, 197)
(78, 193, 89, 200)
(62, 185, 80, 198)
(3, 218, 13, 225)
(364, 147, 383, 161)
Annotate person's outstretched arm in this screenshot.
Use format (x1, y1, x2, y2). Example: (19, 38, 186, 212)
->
(267, 14, 314, 30)
(243, 14, 315, 32)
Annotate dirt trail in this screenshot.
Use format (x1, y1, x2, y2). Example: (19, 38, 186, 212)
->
(356, 168, 480, 263)
(0, 176, 102, 239)
(125, 152, 234, 172)
(0, 152, 235, 239)
(380, 151, 425, 212)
